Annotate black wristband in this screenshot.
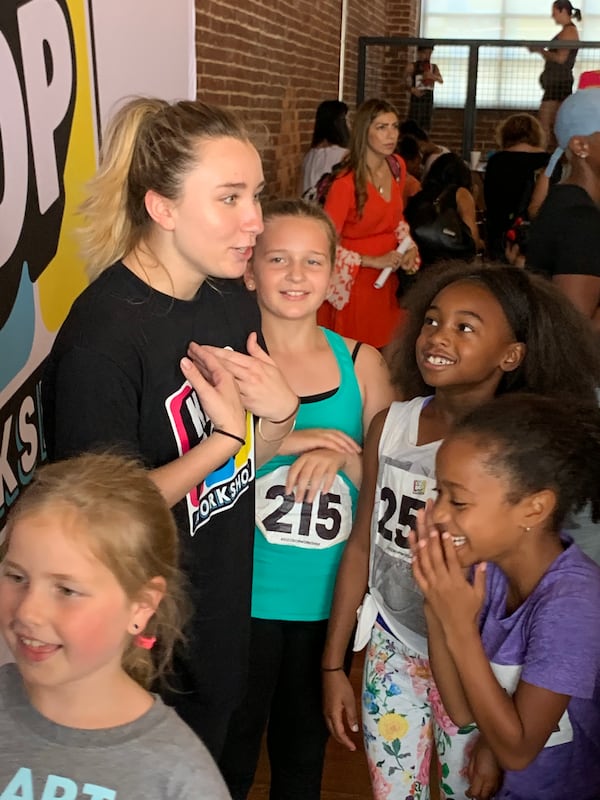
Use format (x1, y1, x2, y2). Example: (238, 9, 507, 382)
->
(212, 428, 246, 447)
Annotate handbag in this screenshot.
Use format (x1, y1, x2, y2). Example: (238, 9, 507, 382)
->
(409, 186, 476, 266)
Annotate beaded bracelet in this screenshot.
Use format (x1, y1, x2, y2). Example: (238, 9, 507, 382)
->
(212, 428, 246, 447)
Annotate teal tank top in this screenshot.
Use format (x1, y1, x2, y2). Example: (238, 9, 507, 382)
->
(252, 328, 364, 620)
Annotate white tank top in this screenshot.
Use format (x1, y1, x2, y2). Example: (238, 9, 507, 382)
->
(360, 397, 441, 656)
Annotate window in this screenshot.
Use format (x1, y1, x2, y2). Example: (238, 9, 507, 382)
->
(420, 0, 600, 108)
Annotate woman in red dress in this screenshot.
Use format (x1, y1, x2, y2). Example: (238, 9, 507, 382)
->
(317, 99, 419, 350)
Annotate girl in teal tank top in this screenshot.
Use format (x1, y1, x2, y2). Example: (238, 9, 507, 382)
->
(219, 200, 395, 800)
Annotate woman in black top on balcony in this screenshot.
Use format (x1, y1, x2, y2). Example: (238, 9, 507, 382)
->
(529, 1, 581, 148)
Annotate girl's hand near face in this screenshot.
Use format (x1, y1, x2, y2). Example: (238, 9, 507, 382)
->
(410, 503, 487, 634)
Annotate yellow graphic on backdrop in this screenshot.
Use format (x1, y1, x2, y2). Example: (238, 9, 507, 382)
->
(38, 0, 97, 331)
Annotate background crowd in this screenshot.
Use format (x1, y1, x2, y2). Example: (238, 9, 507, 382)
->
(1, 4, 600, 800)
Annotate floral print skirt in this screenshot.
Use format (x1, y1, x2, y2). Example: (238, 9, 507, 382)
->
(362, 622, 478, 800)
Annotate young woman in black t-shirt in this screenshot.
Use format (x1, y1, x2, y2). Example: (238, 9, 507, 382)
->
(42, 98, 298, 760)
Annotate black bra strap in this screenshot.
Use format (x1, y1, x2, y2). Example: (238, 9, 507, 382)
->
(351, 341, 363, 363)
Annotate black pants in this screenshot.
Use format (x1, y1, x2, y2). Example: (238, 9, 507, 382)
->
(408, 92, 434, 131)
(219, 617, 331, 800)
(162, 648, 248, 762)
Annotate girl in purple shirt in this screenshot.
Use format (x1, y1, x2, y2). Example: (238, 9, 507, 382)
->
(411, 393, 600, 800)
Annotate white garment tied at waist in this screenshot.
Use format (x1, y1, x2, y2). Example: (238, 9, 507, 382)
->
(353, 592, 378, 651)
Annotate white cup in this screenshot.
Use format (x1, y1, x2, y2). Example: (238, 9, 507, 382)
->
(470, 150, 481, 170)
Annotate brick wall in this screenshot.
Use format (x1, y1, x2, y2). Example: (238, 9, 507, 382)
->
(195, 0, 418, 196)
(424, 106, 541, 166)
(194, 2, 530, 196)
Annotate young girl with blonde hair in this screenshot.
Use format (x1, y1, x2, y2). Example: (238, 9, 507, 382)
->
(0, 453, 230, 798)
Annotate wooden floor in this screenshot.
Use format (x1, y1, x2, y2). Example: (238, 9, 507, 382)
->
(248, 651, 372, 800)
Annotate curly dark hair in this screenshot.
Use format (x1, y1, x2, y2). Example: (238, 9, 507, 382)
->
(390, 260, 600, 403)
(451, 393, 600, 527)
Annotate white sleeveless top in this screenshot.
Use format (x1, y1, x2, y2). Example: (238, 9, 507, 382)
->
(355, 397, 441, 656)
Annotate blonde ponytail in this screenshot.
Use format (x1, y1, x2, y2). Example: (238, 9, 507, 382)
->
(77, 97, 250, 280)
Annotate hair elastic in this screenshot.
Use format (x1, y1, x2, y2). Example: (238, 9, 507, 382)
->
(212, 428, 246, 447)
(135, 634, 157, 650)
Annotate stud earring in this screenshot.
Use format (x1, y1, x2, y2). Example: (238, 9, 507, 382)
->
(133, 623, 140, 631)
(521, 525, 531, 532)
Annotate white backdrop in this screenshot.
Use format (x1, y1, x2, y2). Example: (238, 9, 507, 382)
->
(91, 0, 196, 130)
(0, 0, 195, 604)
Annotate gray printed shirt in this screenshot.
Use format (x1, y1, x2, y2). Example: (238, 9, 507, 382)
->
(0, 663, 231, 800)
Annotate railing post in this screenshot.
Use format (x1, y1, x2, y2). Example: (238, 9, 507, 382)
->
(463, 44, 479, 161)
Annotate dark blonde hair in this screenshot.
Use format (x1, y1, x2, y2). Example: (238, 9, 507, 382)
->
(2, 453, 188, 689)
(337, 98, 400, 217)
(79, 98, 251, 279)
(259, 198, 337, 265)
(496, 113, 546, 150)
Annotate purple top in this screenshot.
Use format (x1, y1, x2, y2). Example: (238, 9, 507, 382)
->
(479, 541, 600, 800)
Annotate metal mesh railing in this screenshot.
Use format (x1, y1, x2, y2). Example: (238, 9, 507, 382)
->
(357, 37, 600, 158)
